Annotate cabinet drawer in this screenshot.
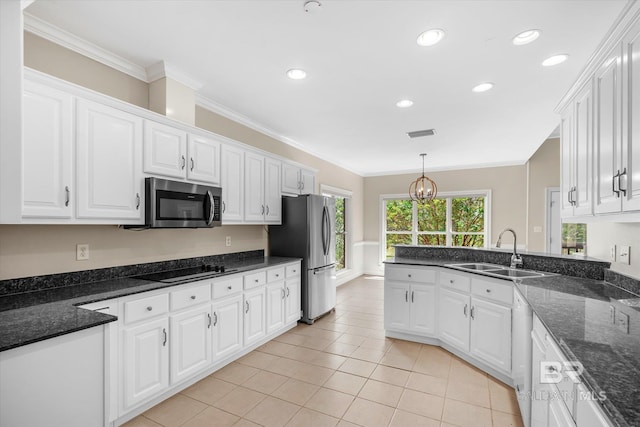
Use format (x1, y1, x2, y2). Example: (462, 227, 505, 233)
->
(286, 263, 300, 278)
(471, 278, 512, 305)
(385, 265, 436, 283)
(244, 270, 267, 290)
(212, 276, 243, 299)
(546, 335, 577, 417)
(170, 283, 211, 311)
(267, 267, 285, 282)
(439, 271, 471, 293)
(124, 293, 169, 324)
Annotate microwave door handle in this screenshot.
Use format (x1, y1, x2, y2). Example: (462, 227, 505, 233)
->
(205, 190, 215, 226)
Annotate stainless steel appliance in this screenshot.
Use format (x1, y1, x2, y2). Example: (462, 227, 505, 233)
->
(143, 177, 221, 228)
(269, 195, 337, 324)
(135, 264, 238, 284)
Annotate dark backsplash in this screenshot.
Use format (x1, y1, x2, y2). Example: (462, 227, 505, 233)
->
(604, 269, 640, 297)
(0, 250, 264, 296)
(393, 246, 610, 280)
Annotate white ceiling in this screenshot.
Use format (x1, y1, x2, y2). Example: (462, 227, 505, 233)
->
(25, 0, 628, 176)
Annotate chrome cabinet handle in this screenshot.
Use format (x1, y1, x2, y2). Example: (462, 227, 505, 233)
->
(411, 291, 414, 303)
(266, 205, 270, 215)
(613, 171, 621, 197)
(190, 157, 194, 171)
(463, 304, 468, 317)
(222, 201, 226, 213)
(136, 193, 141, 210)
(162, 328, 167, 346)
(619, 167, 627, 196)
(213, 312, 218, 326)
(190, 295, 196, 300)
(207, 313, 212, 328)
(262, 205, 265, 215)
(286, 287, 290, 297)
(181, 155, 186, 169)
(65, 186, 70, 207)
(301, 181, 304, 191)
(571, 187, 577, 205)
(470, 306, 475, 319)
(245, 301, 249, 313)
(281, 288, 286, 299)
(405, 290, 408, 302)
(146, 306, 153, 311)
(568, 189, 572, 204)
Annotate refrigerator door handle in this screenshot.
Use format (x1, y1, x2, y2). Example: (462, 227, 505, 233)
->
(321, 205, 328, 256)
(323, 205, 331, 256)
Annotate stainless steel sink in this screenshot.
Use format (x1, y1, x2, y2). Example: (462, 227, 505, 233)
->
(450, 263, 505, 271)
(487, 269, 546, 278)
(445, 262, 555, 279)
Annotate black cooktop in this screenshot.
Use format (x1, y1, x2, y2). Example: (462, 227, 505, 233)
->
(135, 264, 238, 284)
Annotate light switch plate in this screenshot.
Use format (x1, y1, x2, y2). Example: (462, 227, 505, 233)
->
(76, 244, 89, 261)
(616, 311, 630, 334)
(610, 245, 617, 262)
(620, 245, 630, 265)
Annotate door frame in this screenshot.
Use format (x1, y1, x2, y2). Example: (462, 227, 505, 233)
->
(545, 187, 561, 254)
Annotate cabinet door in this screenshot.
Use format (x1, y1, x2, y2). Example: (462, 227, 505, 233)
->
(122, 317, 169, 411)
(410, 284, 437, 336)
(220, 143, 244, 222)
(22, 81, 73, 219)
(143, 120, 187, 179)
(531, 332, 549, 427)
(76, 99, 143, 221)
(438, 289, 470, 352)
(285, 277, 301, 324)
(549, 394, 576, 427)
(212, 295, 243, 361)
(300, 169, 315, 195)
(243, 288, 266, 346)
(264, 157, 282, 224)
(169, 306, 212, 385)
(470, 298, 512, 374)
(266, 282, 285, 334)
(187, 134, 220, 185)
(622, 18, 640, 212)
(594, 47, 623, 214)
(282, 163, 301, 194)
(560, 107, 575, 217)
(573, 81, 594, 216)
(384, 282, 410, 331)
(244, 151, 265, 222)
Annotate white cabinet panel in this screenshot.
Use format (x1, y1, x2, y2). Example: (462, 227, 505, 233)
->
(22, 80, 73, 218)
(144, 120, 187, 179)
(212, 294, 243, 361)
(285, 276, 301, 324)
(282, 163, 301, 194)
(243, 288, 266, 346)
(384, 282, 411, 331)
(266, 282, 285, 334)
(76, 99, 143, 221)
(220, 143, 244, 222)
(264, 157, 282, 223)
(410, 285, 437, 335)
(469, 298, 511, 373)
(438, 288, 470, 352)
(622, 18, 640, 212)
(573, 82, 594, 216)
(300, 169, 315, 194)
(187, 134, 220, 184)
(244, 151, 266, 222)
(170, 306, 212, 385)
(122, 317, 169, 411)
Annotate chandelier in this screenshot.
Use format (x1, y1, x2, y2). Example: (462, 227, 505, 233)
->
(409, 153, 438, 203)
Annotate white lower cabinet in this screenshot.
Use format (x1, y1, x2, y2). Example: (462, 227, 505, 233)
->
(384, 265, 437, 336)
(438, 288, 471, 351)
(169, 305, 212, 385)
(469, 298, 512, 373)
(285, 264, 301, 323)
(266, 281, 286, 334)
(122, 317, 169, 411)
(244, 287, 267, 346)
(212, 294, 243, 361)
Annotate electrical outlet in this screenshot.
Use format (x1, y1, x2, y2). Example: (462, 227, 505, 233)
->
(616, 311, 630, 334)
(225, 236, 231, 247)
(610, 245, 617, 262)
(619, 245, 630, 265)
(76, 244, 89, 261)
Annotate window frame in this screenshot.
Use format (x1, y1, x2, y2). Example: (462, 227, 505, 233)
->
(380, 190, 492, 261)
(321, 184, 352, 275)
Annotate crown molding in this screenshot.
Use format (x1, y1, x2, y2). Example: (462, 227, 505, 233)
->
(146, 60, 203, 90)
(23, 13, 148, 82)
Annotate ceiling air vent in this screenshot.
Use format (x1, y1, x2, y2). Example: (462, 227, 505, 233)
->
(407, 129, 436, 139)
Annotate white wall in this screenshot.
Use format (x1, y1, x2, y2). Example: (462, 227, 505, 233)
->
(587, 222, 640, 279)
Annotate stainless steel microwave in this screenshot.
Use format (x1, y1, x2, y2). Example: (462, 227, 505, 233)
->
(144, 178, 221, 228)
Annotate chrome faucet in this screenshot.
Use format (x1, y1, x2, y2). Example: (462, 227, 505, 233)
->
(496, 228, 523, 269)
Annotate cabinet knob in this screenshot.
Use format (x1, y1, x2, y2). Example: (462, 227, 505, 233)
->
(190, 295, 196, 300)
(450, 280, 454, 284)
(255, 279, 259, 283)
(227, 285, 232, 290)
(146, 306, 152, 311)
(275, 274, 279, 277)
(486, 289, 491, 293)
(408, 274, 412, 278)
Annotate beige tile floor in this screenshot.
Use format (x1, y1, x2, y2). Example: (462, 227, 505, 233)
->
(123, 276, 524, 427)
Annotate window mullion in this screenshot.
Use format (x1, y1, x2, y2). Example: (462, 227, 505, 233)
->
(412, 201, 418, 245)
(446, 197, 452, 246)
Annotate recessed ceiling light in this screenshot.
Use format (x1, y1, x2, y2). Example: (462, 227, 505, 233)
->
(287, 69, 307, 80)
(417, 29, 445, 47)
(396, 99, 414, 108)
(542, 54, 569, 67)
(512, 29, 541, 45)
(472, 82, 494, 93)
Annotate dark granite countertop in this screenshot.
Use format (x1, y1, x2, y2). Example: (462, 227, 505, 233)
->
(386, 255, 639, 427)
(0, 256, 300, 352)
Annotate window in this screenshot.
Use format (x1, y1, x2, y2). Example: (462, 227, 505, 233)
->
(321, 185, 352, 273)
(562, 223, 587, 255)
(382, 191, 490, 258)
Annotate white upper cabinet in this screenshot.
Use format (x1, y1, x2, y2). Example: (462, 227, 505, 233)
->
(187, 134, 220, 185)
(264, 157, 282, 223)
(76, 99, 143, 222)
(621, 18, 640, 211)
(22, 80, 73, 219)
(220, 143, 244, 223)
(144, 120, 187, 179)
(245, 151, 282, 224)
(282, 162, 315, 195)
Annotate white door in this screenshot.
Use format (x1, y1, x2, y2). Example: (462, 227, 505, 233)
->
(220, 143, 244, 222)
(300, 169, 315, 195)
(594, 47, 623, 214)
(169, 306, 212, 385)
(438, 289, 470, 352)
(622, 19, 640, 212)
(266, 282, 285, 334)
(76, 99, 143, 221)
(244, 151, 265, 222)
(547, 189, 562, 254)
(410, 284, 437, 336)
(469, 298, 512, 374)
(212, 295, 243, 361)
(264, 157, 282, 224)
(243, 288, 266, 346)
(187, 134, 220, 184)
(143, 120, 187, 179)
(282, 163, 301, 194)
(22, 80, 74, 218)
(573, 81, 593, 217)
(122, 318, 169, 411)
(384, 282, 410, 331)
(560, 108, 575, 218)
(285, 277, 301, 323)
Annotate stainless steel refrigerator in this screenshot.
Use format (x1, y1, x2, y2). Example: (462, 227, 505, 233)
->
(269, 195, 336, 324)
